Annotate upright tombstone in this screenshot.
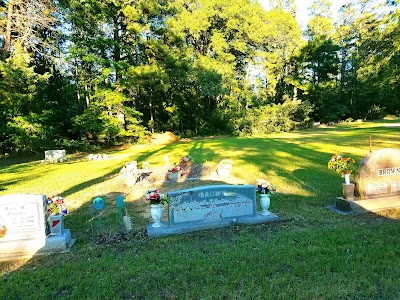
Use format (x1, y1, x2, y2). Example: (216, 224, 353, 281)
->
(0, 194, 74, 260)
(333, 148, 400, 213)
(146, 184, 280, 237)
(355, 148, 400, 198)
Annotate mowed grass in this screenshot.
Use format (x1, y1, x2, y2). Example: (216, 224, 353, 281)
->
(1, 119, 400, 299)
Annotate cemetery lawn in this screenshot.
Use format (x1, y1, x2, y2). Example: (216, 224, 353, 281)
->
(1, 119, 400, 300)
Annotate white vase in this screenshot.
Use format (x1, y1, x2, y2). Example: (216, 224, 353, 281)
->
(167, 171, 181, 181)
(260, 194, 271, 216)
(344, 173, 351, 185)
(150, 204, 163, 227)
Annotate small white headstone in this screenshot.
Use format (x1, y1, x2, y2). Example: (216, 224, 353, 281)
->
(44, 150, 66, 162)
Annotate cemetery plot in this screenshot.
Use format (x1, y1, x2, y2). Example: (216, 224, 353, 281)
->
(331, 148, 400, 214)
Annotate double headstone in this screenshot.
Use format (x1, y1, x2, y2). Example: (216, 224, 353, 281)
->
(355, 148, 400, 198)
(334, 148, 400, 213)
(146, 184, 280, 237)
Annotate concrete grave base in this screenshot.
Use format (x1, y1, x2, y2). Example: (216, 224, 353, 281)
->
(147, 213, 280, 238)
(0, 230, 75, 261)
(327, 194, 400, 215)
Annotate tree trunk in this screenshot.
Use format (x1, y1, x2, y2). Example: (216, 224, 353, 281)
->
(4, 0, 14, 52)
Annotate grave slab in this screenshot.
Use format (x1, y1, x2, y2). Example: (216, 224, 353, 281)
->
(147, 184, 280, 237)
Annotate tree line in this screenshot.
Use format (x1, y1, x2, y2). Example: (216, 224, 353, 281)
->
(0, 0, 399, 154)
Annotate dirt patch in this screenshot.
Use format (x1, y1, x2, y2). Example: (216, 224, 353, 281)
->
(148, 132, 178, 145)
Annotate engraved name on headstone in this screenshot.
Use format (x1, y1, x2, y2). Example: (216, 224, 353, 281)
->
(378, 167, 400, 176)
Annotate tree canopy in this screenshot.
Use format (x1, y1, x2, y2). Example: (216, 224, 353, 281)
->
(0, 0, 398, 154)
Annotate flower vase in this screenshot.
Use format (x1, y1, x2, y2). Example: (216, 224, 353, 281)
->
(259, 194, 271, 216)
(344, 173, 351, 185)
(150, 204, 163, 227)
(167, 171, 181, 181)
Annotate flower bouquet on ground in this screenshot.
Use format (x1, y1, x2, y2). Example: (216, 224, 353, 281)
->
(145, 188, 169, 205)
(256, 179, 276, 196)
(179, 156, 194, 174)
(180, 156, 193, 166)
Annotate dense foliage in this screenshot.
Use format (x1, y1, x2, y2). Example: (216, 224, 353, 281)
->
(0, 0, 399, 153)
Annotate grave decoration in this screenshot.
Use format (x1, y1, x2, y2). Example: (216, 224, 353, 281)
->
(90, 197, 111, 243)
(46, 195, 68, 236)
(146, 184, 280, 237)
(256, 179, 277, 216)
(0, 194, 75, 260)
(145, 188, 169, 228)
(120, 161, 152, 186)
(179, 156, 194, 175)
(328, 154, 356, 200)
(217, 159, 233, 177)
(166, 164, 182, 181)
(329, 148, 400, 214)
(115, 195, 132, 232)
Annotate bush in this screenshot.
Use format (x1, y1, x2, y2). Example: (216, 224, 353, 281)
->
(232, 99, 314, 135)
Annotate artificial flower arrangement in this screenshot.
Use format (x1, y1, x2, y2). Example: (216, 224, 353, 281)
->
(328, 154, 355, 176)
(0, 225, 7, 238)
(180, 156, 193, 166)
(145, 188, 169, 205)
(47, 195, 68, 216)
(167, 163, 181, 174)
(256, 179, 277, 196)
(0, 216, 7, 238)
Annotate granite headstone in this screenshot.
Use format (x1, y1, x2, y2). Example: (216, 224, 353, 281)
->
(146, 184, 280, 237)
(355, 148, 400, 198)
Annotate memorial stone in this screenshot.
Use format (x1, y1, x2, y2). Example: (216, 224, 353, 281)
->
(355, 148, 400, 198)
(331, 148, 400, 214)
(146, 184, 280, 237)
(44, 150, 66, 162)
(0, 194, 74, 260)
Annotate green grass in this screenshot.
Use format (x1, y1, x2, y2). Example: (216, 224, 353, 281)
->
(1, 119, 400, 299)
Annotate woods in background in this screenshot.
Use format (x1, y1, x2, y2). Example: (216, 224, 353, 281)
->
(0, 0, 399, 153)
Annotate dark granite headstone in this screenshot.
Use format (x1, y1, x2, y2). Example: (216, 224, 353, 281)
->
(355, 148, 400, 199)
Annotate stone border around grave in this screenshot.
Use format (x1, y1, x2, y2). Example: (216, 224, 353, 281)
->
(327, 194, 400, 215)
